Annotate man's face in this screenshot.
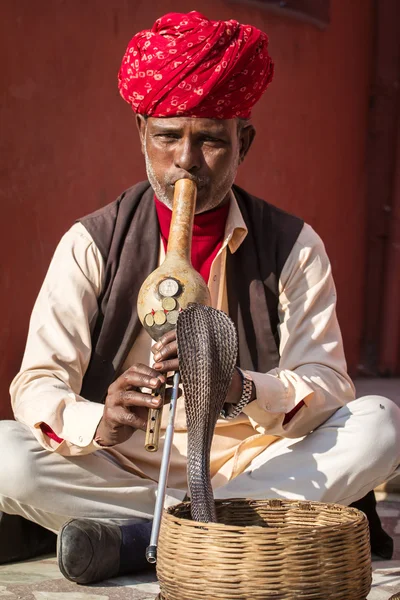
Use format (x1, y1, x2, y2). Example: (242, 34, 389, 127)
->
(137, 116, 254, 213)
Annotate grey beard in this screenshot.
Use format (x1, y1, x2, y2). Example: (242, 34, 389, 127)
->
(144, 146, 240, 214)
(144, 147, 172, 208)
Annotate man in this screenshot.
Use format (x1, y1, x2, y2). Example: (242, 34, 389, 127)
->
(1, 11, 399, 585)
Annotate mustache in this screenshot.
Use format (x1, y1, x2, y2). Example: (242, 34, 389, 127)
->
(167, 174, 209, 188)
(144, 151, 209, 192)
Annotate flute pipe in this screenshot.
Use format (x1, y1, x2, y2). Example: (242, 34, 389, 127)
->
(145, 383, 166, 452)
(146, 371, 180, 564)
(166, 179, 196, 259)
(139, 178, 204, 455)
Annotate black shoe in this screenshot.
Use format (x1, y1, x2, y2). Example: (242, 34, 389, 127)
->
(57, 518, 152, 584)
(0, 512, 56, 564)
(350, 490, 394, 560)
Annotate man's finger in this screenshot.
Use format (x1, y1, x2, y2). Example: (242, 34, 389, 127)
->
(116, 390, 163, 409)
(153, 358, 180, 373)
(152, 330, 177, 353)
(114, 406, 148, 431)
(124, 363, 165, 380)
(152, 340, 178, 363)
(109, 366, 165, 393)
(123, 371, 165, 390)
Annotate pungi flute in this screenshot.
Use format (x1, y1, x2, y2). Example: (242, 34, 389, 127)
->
(136, 178, 211, 561)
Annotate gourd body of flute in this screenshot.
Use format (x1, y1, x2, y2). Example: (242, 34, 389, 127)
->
(137, 179, 211, 452)
(137, 179, 211, 342)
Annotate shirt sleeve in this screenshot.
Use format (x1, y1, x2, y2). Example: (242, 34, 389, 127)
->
(242, 223, 356, 437)
(10, 223, 106, 456)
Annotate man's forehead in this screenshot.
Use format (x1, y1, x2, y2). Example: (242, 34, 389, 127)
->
(147, 116, 236, 132)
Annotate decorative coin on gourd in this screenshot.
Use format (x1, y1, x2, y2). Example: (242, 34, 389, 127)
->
(145, 314, 155, 327)
(158, 278, 180, 298)
(154, 310, 167, 326)
(166, 310, 179, 325)
(162, 297, 177, 311)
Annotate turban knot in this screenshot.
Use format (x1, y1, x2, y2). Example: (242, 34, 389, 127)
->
(118, 11, 274, 119)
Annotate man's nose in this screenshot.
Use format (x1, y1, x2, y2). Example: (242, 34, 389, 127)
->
(174, 139, 201, 173)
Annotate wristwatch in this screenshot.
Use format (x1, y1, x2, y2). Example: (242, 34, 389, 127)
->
(221, 367, 254, 420)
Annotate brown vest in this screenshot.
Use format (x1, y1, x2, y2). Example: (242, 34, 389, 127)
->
(79, 182, 303, 403)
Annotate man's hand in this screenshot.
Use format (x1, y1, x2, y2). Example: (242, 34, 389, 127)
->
(151, 330, 179, 373)
(151, 329, 251, 406)
(94, 364, 165, 447)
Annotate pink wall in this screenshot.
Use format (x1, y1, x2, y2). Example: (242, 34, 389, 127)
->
(0, 1, 372, 418)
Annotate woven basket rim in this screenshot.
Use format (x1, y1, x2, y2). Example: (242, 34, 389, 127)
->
(164, 498, 367, 535)
(158, 499, 371, 600)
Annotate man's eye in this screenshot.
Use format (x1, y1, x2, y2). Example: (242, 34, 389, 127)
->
(156, 133, 179, 140)
(203, 137, 226, 145)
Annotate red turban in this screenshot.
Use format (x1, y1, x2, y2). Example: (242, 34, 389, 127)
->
(118, 11, 274, 119)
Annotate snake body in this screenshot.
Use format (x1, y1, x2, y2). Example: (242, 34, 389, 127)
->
(176, 304, 238, 522)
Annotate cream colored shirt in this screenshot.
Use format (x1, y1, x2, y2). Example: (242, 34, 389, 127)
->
(10, 192, 355, 490)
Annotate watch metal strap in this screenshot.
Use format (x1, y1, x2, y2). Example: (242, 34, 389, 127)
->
(222, 367, 254, 420)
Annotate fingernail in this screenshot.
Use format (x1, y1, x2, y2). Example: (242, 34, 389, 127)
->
(150, 378, 159, 386)
(153, 342, 161, 350)
(151, 397, 160, 406)
(154, 352, 161, 362)
(154, 363, 162, 370)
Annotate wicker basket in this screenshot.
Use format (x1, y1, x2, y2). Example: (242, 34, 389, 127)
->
(156, 498, 371, 600)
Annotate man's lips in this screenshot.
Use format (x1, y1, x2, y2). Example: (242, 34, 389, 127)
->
(168, 181, 207, 190)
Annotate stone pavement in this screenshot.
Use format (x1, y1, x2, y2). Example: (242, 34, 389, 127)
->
(0, 561, 160, 599)
(0, 499, 399, 600)
(0, 378, 398, 599)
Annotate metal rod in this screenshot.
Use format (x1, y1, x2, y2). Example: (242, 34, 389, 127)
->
(146, 371, 180, 564)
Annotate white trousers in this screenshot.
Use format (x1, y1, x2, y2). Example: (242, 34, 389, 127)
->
(0, 396, 399, 533)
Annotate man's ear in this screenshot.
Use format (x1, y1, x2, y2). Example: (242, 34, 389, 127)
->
(136, 115, 147, 155)
(239, 124, 256, 164)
